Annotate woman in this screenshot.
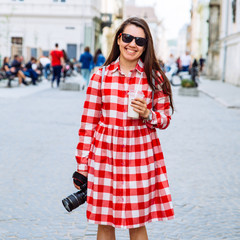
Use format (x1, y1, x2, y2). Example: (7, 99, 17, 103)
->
(93, 48, 106, 72)
(2, 56, 28, 86)
(79, 46, 93, 86)
(75, 17, 174, 240)
(62, 49, 70, 81)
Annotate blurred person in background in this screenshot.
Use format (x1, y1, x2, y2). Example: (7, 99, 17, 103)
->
(93, 48, 105, 72)
(191, 59, 199, 87)
(24, 57, 39, 85)
(62, 49, 71, 81)
(1, 56, 28, 86)
(10, 55, 29, 86)
(50, 43, 64, 88)
(180, 51, 192, 72)
(79, 46, 93, 86)
(176, 56, 181, 73)
(199, 55, 205, 73)
(39, 55, 51, 80)
(158, 59, 165, 72)
(165, 53, 175, 72)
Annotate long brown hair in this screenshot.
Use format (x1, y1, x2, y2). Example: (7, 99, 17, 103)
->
(1, 57, 9, 71)
(104, 17, 174, 113)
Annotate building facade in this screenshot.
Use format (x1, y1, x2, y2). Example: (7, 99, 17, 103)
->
(0, 0, 101, 63)
(190, 0, 209, 59)
(177, 24, 189, 57)
(124, 1, 168, 61)
(197, 0, 209, 58)
(207, 0, 221, 79)
(101, 0, 124, 58)
(219, 0, 240, 85)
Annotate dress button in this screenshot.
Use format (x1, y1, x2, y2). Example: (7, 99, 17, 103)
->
(121, 162, 124, 166)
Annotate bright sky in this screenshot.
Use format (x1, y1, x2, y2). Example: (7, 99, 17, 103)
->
(136, 0, 192, 39)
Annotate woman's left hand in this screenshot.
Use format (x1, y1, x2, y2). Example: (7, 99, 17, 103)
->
(131, 98, 150, 119)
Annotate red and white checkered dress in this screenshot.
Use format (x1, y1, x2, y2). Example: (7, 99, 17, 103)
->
(76, 58, 174, 229)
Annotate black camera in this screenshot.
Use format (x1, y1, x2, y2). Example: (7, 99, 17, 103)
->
(62, 172, 87, 212)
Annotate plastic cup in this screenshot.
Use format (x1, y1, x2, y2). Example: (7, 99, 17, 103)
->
(128, 90, 144, 119)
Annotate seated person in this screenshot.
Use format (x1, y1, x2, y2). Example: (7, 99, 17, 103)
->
(24, 57, 39, 85)
(3, 56, 28, 86)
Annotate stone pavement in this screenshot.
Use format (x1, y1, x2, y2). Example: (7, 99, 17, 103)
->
(0, 78, 240, 239)
(0, 79, 50, 99)
(198, 77, 240, 109)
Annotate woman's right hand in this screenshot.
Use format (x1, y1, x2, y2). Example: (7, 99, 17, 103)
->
(10, 67, 16, 72)
(73, 170, 88, 190)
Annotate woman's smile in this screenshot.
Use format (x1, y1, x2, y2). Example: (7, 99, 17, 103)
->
(117, 24, 145, 66)
(125, 47, 137, 55)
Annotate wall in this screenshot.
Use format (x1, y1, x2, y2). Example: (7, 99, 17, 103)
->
(220, 0, 240, 86)
(0, 0, 101, 63)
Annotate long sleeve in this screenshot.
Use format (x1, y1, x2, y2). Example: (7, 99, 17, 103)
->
(79, 54, 83, 63)
(145, 85, 171, 130)
(75, 70, 102, 171)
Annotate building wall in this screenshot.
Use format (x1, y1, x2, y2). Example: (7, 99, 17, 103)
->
(177, 24, 188, 57)
(190, 0, 199, 57)
(123, 3, 168, 61)
(190, 0, 209, 59)
(101, 0, 124, 58)
(219, 0, 240, 86)
(207, 0, 221, 79)
(0, 0, 101, 63)
(197, 0, 209, 58)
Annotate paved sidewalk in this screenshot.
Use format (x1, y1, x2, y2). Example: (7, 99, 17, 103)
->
(0, 74, 86, 99)
(198, 77, 240, 109)
(0, 79, 51, 98)
(0, 79, 240, 239)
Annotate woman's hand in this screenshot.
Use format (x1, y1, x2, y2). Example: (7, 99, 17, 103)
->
(10, 67, 16, 73)
(131, 98, 150, 119)
(74, 183, 81, 190)
(73, 170, 88, 190)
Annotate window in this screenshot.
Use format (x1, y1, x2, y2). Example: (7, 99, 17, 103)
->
(31, 48, 37, 58)
(42, 51, 50, 57)
(67, 44, 77, 60)
(11, 37, 23, 45)
(11, 37, 23, 58)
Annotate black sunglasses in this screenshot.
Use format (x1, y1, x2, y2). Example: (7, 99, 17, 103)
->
(119, 33, 147, 47)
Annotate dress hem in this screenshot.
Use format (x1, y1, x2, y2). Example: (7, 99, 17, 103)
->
(86, 215, 175, 229)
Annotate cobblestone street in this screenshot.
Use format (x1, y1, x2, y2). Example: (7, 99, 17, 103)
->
(0, 84, 240, 240)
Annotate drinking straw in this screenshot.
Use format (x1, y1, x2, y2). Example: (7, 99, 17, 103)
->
(134, 72, 143, 98)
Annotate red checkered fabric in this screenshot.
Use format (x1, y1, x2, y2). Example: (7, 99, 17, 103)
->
(76, 58, 174, 229)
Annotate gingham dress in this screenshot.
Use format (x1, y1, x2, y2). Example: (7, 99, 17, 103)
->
(76, 58, 174, 229)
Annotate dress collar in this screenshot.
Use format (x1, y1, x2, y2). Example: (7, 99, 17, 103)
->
(109, 57, 145, 75)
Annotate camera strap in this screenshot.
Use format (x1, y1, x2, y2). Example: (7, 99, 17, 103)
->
(72, 171, 87, 187)
(101, 66, 105, 90)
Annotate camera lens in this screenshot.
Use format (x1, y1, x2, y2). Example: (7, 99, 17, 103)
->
(62, 189, 87, 212)
(62, 198, 73, 212)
